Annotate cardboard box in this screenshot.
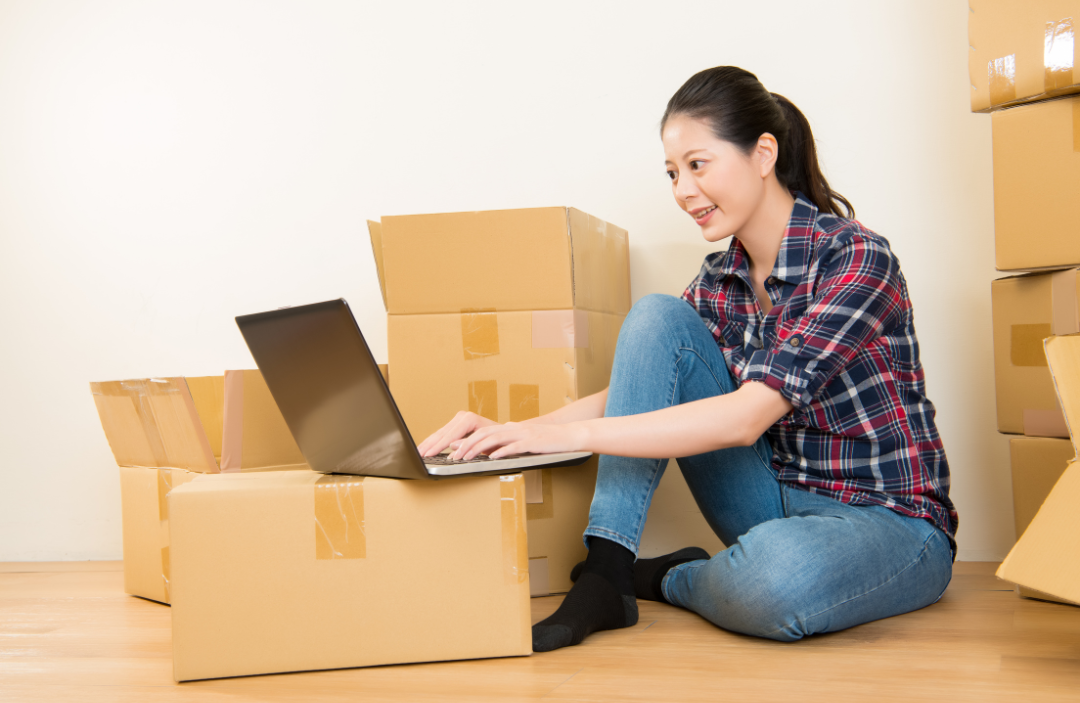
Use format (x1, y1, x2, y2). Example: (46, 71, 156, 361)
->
(992, 270, 1079, 434)
(170, 471, 532, 682)
(998, 334, 1080, 604)
(991, 97, 1080, 271)
(1009, 437, 1074, 538)
(369, 207, 630, 315)
(970, 0, 1080, 113)
(91, 371, 309, 603)
(368, 207, 630, 594)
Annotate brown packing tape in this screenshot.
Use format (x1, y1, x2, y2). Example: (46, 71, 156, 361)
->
(989, 54, 1017, 106)
(461, 310, 500, 360)
(509, 384, 540, 422)
(314, 475, 366, 560)
(1023, 408, 1071, 438)
(500, 475, 528, 585)
(148, 379, 219, 472)
(1011, 323, 1052, 367)
(221, 370, 244, 471)
(1051, 269, 1080, 336)
(468, 380, 498, 422)
(526, 468, 554, 520)
(158, 469, 174, 600)
(1045, 17, 1076, 92)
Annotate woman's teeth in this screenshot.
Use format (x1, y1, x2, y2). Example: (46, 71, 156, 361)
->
(694, 206, 716, 221)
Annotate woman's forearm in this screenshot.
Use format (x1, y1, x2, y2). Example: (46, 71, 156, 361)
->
(573, 382, 792, 459)
(524, 388, 608, 425)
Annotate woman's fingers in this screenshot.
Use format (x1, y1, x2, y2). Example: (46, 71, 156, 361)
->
(419, 412, 488, 457)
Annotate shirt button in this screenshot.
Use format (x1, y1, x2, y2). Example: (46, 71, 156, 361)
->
(766, 276, 776, 285)
(789, 336, 802, 348)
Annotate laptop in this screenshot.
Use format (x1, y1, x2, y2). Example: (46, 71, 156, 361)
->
(235, 298, 592, 479)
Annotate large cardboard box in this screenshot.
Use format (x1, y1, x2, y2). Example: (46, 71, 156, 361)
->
(991, 97, 1080, 271)
(992, 270, 1079, 434)
(368, 207, 631, 595)
(91, 371, 309, 603)
(1009, 437, 1074, 537)
(970, 0, 1080, 113)
(170, 470, 532, 682)
(998, 334, 1080, 604)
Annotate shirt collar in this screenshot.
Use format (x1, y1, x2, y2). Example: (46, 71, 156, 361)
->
(715, 192, 818, 286)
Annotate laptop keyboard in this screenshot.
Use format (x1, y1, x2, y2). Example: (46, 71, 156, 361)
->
(423, 453, 495, 465)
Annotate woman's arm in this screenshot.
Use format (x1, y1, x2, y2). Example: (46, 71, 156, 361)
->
(416, 387, 609, 457)
(451, 381, 792, 461)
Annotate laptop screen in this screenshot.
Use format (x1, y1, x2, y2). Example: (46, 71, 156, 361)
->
(235, 299, 429, 479)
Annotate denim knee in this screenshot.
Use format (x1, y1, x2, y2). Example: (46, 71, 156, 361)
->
(619, 294, 699, 349)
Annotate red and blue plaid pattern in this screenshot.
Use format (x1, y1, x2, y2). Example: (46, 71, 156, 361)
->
(682, 195, 957, 545)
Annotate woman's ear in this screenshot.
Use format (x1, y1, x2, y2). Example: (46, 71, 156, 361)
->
(756, 133, 779, 179)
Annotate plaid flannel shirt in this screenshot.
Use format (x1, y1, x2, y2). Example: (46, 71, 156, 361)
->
(682, 194, 957, 545)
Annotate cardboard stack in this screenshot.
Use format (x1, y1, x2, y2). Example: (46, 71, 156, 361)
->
(92, 364, 534, 681)
(971, 1, 1080, 605)
(367, 207, 631, 594)
(90, 370, 309, 604)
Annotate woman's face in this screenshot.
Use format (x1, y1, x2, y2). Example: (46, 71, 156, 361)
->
(662, 114, 771, 244)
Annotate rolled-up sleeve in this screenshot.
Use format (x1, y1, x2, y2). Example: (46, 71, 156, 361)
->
(740, 234, 905, 409)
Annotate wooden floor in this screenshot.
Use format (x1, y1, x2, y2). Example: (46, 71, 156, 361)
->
(1, 562, 1079, 702)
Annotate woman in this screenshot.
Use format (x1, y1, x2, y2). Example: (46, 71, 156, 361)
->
(417, 66, 957, 652)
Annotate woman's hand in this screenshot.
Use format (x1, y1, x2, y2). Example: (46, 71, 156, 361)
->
(450, 421, 589, 461)
(416, 411, 498, 457)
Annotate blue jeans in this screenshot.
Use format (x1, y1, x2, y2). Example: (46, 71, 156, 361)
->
(583, 294, 954, 642)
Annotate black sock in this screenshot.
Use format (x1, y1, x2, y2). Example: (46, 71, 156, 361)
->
(532, 538, 638, 652)
(632, 547, 710, 602)
(570, 546, 710, 603)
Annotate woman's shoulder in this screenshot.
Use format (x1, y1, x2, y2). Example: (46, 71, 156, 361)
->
(811, 212, 897, 264)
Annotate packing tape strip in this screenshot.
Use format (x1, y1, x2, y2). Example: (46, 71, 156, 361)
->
(220, 370, 244, 472)
(468, 380, 498, 422)
(500, 474, 528, 585)
(1011, 323, 1052, 367)
(1045, 17, 1076, 92)
(509, 384, 540, 422)
(314, 475, 366, 560)
(461, 309, 500, 360)
(122, 379, 171, 467)
(531, 310, 590, 349)
(1051, 270, 1080, 336)
(1023, 408, 1071, 438)
(526, 469, 554, 520)
(988, 54, 1017, 106)
(157, 468, 183, 601)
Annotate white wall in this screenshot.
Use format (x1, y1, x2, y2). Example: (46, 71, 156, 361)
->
(0, 0, 1009, 562)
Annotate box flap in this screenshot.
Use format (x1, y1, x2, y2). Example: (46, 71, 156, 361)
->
(367, 219, 388, 311)
(1045, 334, 1080, 455)
(997, 459, 1080, 604)
(90, 378, 220, 472)
(220, 370, 309, 472)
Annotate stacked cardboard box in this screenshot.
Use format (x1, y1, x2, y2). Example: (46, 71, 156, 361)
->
(972, 1, 1080, 605)
(367, 207, 631, 594)
(90, 370, 309, 603)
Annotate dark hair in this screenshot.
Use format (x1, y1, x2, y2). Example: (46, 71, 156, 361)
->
(661, 66, 854, 219)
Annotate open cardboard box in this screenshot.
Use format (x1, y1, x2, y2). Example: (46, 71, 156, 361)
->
(367, 207, 631, 594)
(90, 370, 311, 603)
(992, 96, 1080, 271)
(997, 334, 1080, 604)
(992, 269, 1079, 435)
(969, 0, 1080, 113)
(169, 470, 532, 681)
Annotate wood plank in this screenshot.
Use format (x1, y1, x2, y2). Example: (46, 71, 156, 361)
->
(1, 562, 1079, 701)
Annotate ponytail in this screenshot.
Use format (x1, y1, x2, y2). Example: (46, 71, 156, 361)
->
(661, 67, 855, 220)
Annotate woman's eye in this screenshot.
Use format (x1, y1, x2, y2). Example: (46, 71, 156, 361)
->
(689, 160, 703, 170)
(666, 170, 676, 181)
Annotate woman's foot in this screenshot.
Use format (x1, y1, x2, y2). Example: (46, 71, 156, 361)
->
(532, 538, 638, 652)
(570, 546, 711, 602)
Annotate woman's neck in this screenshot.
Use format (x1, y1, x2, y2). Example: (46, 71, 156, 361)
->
(737, 179, 796, 284)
